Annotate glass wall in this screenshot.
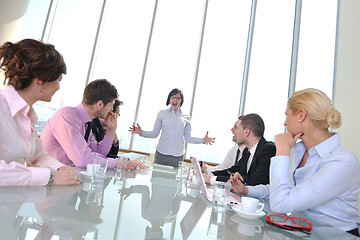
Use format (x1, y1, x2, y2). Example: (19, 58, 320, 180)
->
(12, 0, 338, 164)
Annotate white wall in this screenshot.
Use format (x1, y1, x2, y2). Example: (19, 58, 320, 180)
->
(334, 0, 360, 160)
(0, 0, 29, 89)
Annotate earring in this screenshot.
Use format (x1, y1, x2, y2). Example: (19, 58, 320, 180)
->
(298, 120, 301, 122)
(40, 86, 43, 93)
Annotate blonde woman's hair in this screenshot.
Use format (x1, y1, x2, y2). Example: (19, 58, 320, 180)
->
(288, 88, 341, 129)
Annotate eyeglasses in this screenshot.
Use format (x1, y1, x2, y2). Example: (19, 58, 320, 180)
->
(266, 214, 312, 234)
(170, 96, 181, 100)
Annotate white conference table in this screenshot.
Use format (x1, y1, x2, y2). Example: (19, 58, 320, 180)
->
(0, 164, 358, 240)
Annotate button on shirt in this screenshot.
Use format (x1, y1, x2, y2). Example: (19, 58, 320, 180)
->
(0, 86, 64, 186)
(141, 108, 204, 157)
(248, 133, 360, 232)
(41, 104, 116, 168)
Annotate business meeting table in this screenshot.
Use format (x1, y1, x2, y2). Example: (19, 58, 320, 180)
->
(1, 156, 358, 240)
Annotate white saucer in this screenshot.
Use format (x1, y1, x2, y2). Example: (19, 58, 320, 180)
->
(230, 214, 265, 226)
(232, 205, 266, 220)
(80, 171, 92, 179)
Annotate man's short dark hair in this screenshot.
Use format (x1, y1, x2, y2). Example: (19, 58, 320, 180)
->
(83, 79, 118, 106)
(240, 113, 265, 138)
(166, 88, 184, 107)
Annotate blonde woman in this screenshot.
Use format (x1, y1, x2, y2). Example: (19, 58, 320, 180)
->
(230, 88, 360, 236)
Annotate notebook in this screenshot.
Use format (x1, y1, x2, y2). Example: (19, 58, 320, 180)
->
(190, 156, 241, 205)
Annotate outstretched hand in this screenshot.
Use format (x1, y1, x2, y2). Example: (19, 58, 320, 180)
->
(129, 123, 143, 135)
(203, 131, 215, 145)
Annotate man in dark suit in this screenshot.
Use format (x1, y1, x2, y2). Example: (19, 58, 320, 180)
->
(204, 113, 276, 186)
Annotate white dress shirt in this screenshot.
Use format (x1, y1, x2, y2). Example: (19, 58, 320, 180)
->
(207, 144, 245, 174)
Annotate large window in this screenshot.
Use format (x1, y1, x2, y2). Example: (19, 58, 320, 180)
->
(295, 0, 337, 98)
(187, 0, 252, 162)
(245, 0, 295, 141)
(13, 0, 338, 164)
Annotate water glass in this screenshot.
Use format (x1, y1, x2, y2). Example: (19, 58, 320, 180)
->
(116, 156, 128, 172)
(93, 157, 108, 180)
(178, 161, 190, 181)
(207, 206, 226, 240)
(86, 180, 104, 206)
(213, 181, 230, 209)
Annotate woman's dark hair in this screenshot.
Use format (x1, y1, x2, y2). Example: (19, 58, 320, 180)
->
(83, 79, 118, 106)
(0, 39, 66, 90)
(112, 99, 123, 113)
(166, 88, 184, 107)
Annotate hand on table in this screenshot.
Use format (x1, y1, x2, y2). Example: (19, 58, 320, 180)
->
(52, 166, 82, 185)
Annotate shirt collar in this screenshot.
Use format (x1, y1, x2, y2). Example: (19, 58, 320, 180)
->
(249, 141, 259, 156)
(168, 107, 182, 114)
(2, 85, 37, 123)
(77, 104, 92, 124)
(310, 133, 339, 158)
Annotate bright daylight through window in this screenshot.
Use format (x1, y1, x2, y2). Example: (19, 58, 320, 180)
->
(16, 0, 337, 164)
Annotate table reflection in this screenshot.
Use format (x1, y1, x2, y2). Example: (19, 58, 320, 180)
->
(118, 168, 196, 239)
(0, 165, 356, 240)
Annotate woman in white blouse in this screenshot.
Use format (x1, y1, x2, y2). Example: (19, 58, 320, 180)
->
(130, 88, 215, 167)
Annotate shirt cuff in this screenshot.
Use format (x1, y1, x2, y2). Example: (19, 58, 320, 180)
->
(107, 158, 117, 169)
(210, 176, 217, 185)
(207, 166, 215, 174)
(29, 167, 51, 186)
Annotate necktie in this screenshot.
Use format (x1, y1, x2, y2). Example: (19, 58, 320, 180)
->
(246, 152, 252, 173)
(84, 121, 92, 142)
(235, 148, 241, 164)
(238, 148, 250, 175)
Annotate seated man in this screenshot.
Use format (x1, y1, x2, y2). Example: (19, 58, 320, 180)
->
(92, 99, 122, 158)
(204, 113, 276, 185)
(41, 79, 145, 170)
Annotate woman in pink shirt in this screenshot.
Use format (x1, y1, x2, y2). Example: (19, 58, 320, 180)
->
(0, 39, 81, 186)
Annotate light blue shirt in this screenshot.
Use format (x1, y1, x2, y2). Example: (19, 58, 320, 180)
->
(248, 133, 360, 232)
(141, 108, 204, 157)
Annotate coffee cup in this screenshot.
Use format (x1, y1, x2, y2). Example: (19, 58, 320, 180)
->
(241, 197, 264, 214)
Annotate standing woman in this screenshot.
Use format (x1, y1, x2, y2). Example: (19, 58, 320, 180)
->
(0, 39, 81, 186)
(130, 88, 215, 167)
(230, 88, 360, 236)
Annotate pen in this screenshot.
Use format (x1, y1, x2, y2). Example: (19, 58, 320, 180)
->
(200, 161, 203, 167)
(227, 170, 247, 186)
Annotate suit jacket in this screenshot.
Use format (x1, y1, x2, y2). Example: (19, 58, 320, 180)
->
(212, 137, 276, 185)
